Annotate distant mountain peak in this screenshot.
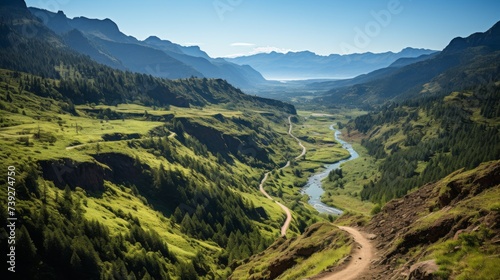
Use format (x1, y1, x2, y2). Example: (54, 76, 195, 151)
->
(145, 35, 162, 42)
(227, 47, 437, 80)
(72, 16, 120, 31)
(144, 35, 173, 45)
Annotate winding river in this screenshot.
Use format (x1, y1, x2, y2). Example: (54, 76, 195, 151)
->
(302, 125, 359, 215)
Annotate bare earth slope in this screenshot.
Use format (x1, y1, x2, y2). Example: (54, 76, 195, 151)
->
(360, 160, 500, 279)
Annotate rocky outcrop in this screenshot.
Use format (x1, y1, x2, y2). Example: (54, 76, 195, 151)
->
(407, 260, 438, 280)
(438, 162, 500, 207)
(178, 117, 271, 164)
(93, 152, 152, 187)
(101, 133, 141, 141)
(39, 152, 155, 193)
(39, 158, 106, 192)
(362, 160, 500, 279)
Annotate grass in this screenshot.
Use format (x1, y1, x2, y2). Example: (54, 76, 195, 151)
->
(321, 143, 377, 215)
(1, 69, 403, 279)
(431, 228, 500, 280)
(279, 243, 351, 280)
(82, 181, 214, 260)
(231, 222, 352, 280)
(0, 70, 306, 278)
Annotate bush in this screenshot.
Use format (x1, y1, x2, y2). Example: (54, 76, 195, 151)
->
(370, 204, 382, 215)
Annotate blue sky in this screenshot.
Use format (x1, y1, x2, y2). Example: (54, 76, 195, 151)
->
(25, 0, 500, 58)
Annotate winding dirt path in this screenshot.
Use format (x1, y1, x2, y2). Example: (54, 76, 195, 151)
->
(288, 116, 306, 159)
(318, 226, 374, 280)
(258, 116, 306, 237)
(258, 167, 292, 237)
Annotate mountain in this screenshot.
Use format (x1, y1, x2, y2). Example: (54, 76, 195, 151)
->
(140, 36, 267, 87)
(28, 7, 267, 88)
(0, 1, 304, 279)
(3, 1, 499, 279)
(61, 29, 125, 70)
(142, 36, 211, 59)
(225, 48, 437, 80)
(306, 52, 439, 92)
(317, 21, 500, 106)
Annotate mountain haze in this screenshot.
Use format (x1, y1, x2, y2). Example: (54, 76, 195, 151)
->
(1, 1, 499, 279)
(28, 7, 268, 88)
(317, 21, 500, 105)
(226, 48, 437, 80)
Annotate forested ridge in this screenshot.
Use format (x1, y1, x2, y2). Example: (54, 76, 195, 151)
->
(0, 62, 297, 280)
(353, 83, 500, 203)
(0, 22, 295, 113)
(0, 2, 306, 278)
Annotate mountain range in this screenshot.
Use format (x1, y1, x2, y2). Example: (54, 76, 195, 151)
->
(312, 21, 500, 106)
(225, 48, 437, 80)
(1, 0, 499, 279)
(28, 6, 440, 90)
(28, 7, 268, 89)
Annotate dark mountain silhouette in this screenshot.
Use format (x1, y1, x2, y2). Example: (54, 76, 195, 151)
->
(28, 7, 267, 88)
(61, 29, 125, 70)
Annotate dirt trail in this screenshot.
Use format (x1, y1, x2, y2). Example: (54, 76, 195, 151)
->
(288, 116, 306, 159)
(258, 116, 306, 237)
(318, 226, 374, 280)
(258, 161, 293, 237)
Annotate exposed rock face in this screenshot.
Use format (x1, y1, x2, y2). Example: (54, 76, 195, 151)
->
(39, 158, 106, 192)
(93, 152, 151, 187)
(39, 152, 155, 193)
(178, 118, 271, 164)
(407, 260, 438, 280)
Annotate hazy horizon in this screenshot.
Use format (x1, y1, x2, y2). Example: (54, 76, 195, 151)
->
(25, 0, 500, 58)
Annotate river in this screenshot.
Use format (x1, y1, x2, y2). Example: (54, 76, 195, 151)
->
(302, 125, 359, 215)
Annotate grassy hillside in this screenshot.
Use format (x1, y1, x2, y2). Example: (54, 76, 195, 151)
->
(363, 160, 500, 279)
(230, 222, 352, 280)
(350, 84, 500, 204)
(0, 68, 310, 279)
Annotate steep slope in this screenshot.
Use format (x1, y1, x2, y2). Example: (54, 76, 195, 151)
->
(231, 161, 500, 280)
(138, 36, 267, 88)
(306, 53, 439, 92)
(363, 160, 500, 279)
(0, 3, 305, 278)
(226, 48, 436, 80)
(61, 29, 125, 70)
(351, 85, 500, 204)
(0, 5, 292, 111)
(230, 222, 352, 280)
(318, 21, 500, 105)
(92, 37, 203, 79)
(0, 74, 299, 278)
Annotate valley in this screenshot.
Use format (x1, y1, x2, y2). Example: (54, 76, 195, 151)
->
(1, 1, 499, 279)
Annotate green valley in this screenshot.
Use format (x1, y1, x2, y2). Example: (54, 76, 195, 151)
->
(1, 1, 500, 279)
